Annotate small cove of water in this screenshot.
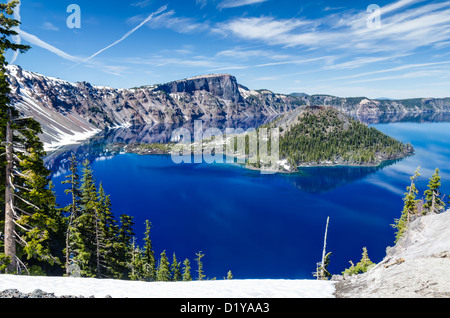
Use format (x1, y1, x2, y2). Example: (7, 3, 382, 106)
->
(49, 121, 450, 279)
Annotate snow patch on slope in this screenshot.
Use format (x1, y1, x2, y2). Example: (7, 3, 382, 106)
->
(43, 127, 101, 152)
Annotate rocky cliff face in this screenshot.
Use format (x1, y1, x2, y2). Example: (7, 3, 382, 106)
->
(5, 64, 450, 149)
(5, 65, 304, 148)
(158, 74, 244, 104)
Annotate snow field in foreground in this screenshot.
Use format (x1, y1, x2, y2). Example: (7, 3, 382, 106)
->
(0, 275, 336, 298)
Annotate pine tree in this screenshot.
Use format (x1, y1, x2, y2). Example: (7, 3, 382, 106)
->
(62, 154, 81, 275)
(61, 160, 122, 278)
(423, 168, 446, 214)
(0, 1, 66, 274)
(156, 250, 171, 282)
(129, 238, 145, 281)
(79, 160, 97, 213)
(115, 214, 135, 279)
(226, 270, 233, 280)
(25, 180, 66, 276)
(342, 247, 374, 276)
(71, 160, 99, 277)
(182, 258, 192, 281)
(392, 167, 421, 243)
(96, 182, 119, 278)
(316, 252, 332, 280)
(195, 251, 206, 281)
(171, 252, 181, 281)
(142, 220, 156, 281)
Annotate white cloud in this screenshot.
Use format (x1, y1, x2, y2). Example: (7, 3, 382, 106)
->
(195, 0, 210, 8)
(215, 0, 450, 54)
(329, 61, 450, 81)
(42, 22, 59, 31)
(131, 0, 153, 8)
(134, 9, 209, 34)
(122, 56, 220, 69)
(209, 56, 332, 72)
(322, 53, 411, 70)
(215, 48, 292, 60)
(218, 0, 268, 9)
(346, 69, 450, 84)
(216, 17, 309, 41)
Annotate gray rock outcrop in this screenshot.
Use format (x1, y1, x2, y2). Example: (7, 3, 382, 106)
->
(335, 211, 450, 298)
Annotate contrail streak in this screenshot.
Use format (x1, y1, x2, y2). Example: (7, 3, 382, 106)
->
(79, 5, 168, 64)
(17, 29, 82, 63)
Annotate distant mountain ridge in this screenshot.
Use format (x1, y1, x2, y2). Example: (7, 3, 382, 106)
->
(5, 64, 450, 149)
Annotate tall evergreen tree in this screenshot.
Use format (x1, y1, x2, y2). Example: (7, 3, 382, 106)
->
(423, 168, 446, 214)
(115, 214, 135, 279)
(156, 250, 171, 282)
(71, 160, 99, 277)
(182, 258, 192, 281)
(392, 167, 421, 243)
(142, 220, 156, 281)
(79, 160, 97, 213)
(129, 238, 146, 281)
(96, 182, 118, 278)
(62, 154, 81, 275)
(61, 160, 126, 279)
(195, 251, 206, 281)
(1, 1, 65, 274)
(171, 252, 181, 281)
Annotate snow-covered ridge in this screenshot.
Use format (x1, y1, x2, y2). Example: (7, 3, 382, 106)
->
(7, 64, 75, 87)
(6, 64, 114, 90)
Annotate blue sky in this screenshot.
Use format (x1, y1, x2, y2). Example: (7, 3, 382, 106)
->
(6, 0, 450, 99)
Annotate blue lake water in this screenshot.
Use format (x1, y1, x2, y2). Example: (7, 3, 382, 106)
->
(49, 121, 450, 279)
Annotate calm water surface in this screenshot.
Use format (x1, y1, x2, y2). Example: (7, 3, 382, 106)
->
(50, 121, 450, 279)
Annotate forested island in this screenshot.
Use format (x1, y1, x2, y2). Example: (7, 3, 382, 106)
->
(276, 106, 414, 169)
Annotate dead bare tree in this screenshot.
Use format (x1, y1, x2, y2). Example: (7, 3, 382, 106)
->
(4, 109, 16, 272)
(314, 216, 331, 280)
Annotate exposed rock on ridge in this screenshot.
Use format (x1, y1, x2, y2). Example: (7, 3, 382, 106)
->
(158, 74, 244, 103)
